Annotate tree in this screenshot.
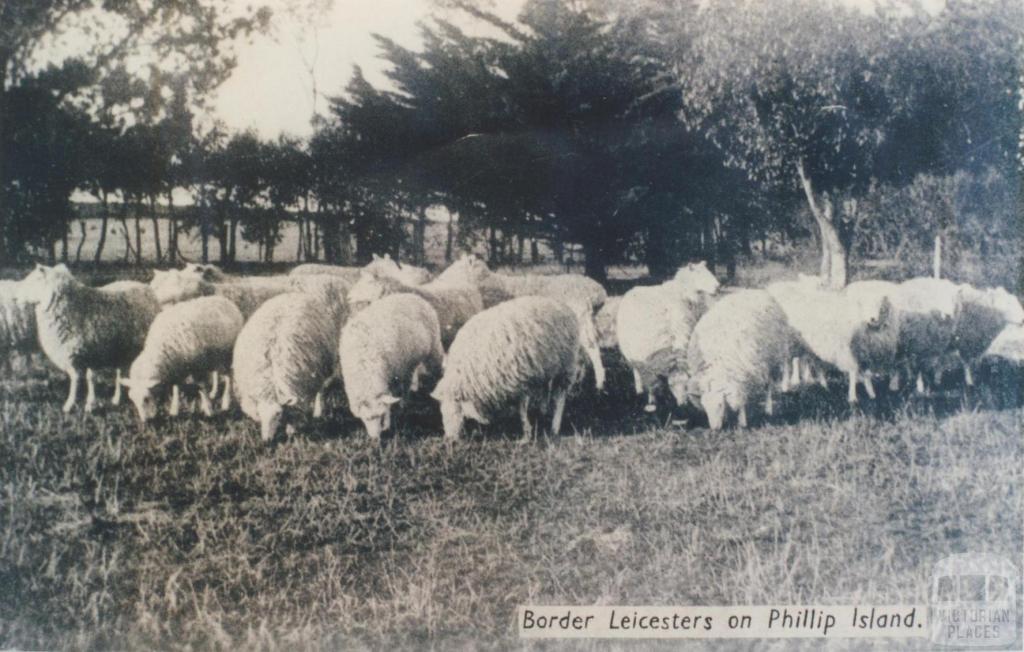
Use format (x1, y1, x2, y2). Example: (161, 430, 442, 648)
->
(0, 0, 271, 261)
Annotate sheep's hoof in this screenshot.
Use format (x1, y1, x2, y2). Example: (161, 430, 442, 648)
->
(643, 404, 657, 414)
(285, 424, 297, 437)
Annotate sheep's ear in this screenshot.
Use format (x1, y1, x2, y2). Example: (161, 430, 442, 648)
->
(372, 253, 381, 261)
(381, 394, 400, 406)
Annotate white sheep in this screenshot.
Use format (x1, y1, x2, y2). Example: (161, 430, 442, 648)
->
(150, 269, 292, 318)
(347, 272, 484, 349)
(984, 323, 1024, 363)
(340, 293, 445, 440)
(0, 278, 38, 374)
(885, 277, 961, 393)
(766, 279, 899, 403)
(363, 253, 433, 285)
(121, 296, 244, 422)
(431, 295, 604, 441)
(594, 295, 622, 350)
(18, 264, 160, 412)
(686, 289, 800, 429)
(233, 290, 350, 442)
(950, 284, 1024, 386)
(615, 262, 720, 411)
(434, 254, 607, 310)
(289, 263, 363, 284)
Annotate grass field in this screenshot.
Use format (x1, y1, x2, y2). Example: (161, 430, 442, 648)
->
(2, 262, 1023, 650)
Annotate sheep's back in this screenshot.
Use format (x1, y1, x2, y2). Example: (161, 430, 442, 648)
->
(435, 297, 578, 417)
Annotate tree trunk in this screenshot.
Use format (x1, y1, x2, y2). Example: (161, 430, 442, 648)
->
(582, 239, 609, 284)
(74, 220, 87, 262)
(118, 200, 133, 263)
(93, 192, 109, 265)
(149, 195, 162, 263)
(516, 233, 525, 264)
(531, 238, 539, 265)
(796, 159, 846, 289)
(488, 227, 499, 265)
(296, 216, 304, 261)
(228, 218, 237, 262)
(0, 50, 8, 262)
(60, 226, 69, 263)
(414, 206, 427, 265)
(134, 198, 143, 265)
(166, 191, 177, 264)
(553, 234, 564, 265)
(445, 211, 456, 262)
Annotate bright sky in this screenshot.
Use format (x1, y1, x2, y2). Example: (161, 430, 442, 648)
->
(215, 0, 526, 139)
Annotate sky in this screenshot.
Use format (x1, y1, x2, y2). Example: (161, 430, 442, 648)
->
(214, 0, 526, 139)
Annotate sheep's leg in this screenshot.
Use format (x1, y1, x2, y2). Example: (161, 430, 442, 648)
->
(209, 371, 220, 400)
(816, 365, 828, 388)
(111, 369, 123, 405)
(84, 369, 97, 413)
(169, 385, 180, 417)
(219, 376, 232, 412)
(933, 368, 943, 387)
(519, 395, 532, 441)
(63, 369, 80, 413)
(862, 374, 876, 400)
(847, 369, 858, 404)
(765, 388, 774, 417)
(312, 391, 324, 418)
(550, 388, 568, 437)
(632, 368, 644, 395)
(963, 363, 974, 387)
(644, 390, 657, 413)
(789, 356, 801, 388)
(198, 388, 214, 417)
(409, 364, 422, 393)
(738, 404, 748, 428)
(915, 372, 926, 394)
(888, 370, 901, 392)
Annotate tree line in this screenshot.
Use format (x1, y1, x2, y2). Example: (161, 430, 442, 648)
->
(1, 0, 1020, 284)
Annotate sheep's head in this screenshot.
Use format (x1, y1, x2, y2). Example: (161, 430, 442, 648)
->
(987, 287, 1024, 326)
(347, 272, 387, 308)
(17, 263, 72, 303)
(865, 296, 895, 331)
(353, 393, 400, 439)
(569, 301, 605, 391)
(121, 377, 160, 423)
(150, 269, 205, 305)
(673, 261, 720, 296)
(181, 263, 226, 282)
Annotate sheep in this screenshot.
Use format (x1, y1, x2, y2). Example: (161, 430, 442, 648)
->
(615, 262, 720, 411)
(289, 263, 363, 284)
(766, 279, 899, 403)
(150, 269, 293, 318)
(340, 293, 445, 440)
(180, 263, 232, 282)
(233, 289, 350, 442)
(594, 295, 622, 350)
(363, 253, 433, 286)
(121, 296, 244, 422)
(984, 323, 1024, 363)
(686, 289, 799, 430)
(347, 272, 484, 349)
(18, 264, 160, 413)
(0, 279, 38, 375)
(431, 296, 604, 441)
(950, 284, 1024, 386)
(434, 254, 607, 310)
(884, 277, 961, 393)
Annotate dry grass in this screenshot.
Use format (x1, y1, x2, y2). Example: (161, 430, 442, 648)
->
(1, 355, 1021, 650)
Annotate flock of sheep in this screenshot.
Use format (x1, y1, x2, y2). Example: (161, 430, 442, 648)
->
(2, 253, 1023, 440)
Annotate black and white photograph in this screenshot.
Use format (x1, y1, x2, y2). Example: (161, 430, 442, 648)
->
(1, 0, 1022, 648)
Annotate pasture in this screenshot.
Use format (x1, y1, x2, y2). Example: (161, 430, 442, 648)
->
(1, 262, 1023, 650)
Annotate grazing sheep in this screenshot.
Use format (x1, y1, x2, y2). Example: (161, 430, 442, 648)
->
(766, 279, 899, 403)
(886, 277, 961, 392)
(347, 272, 484, 348)
(687, 289, 799, 429)
(363, 253, 433, 286)
(150, 269, 292, 318)
(951, 284, 1024, 385)
(431, 296, 602, 441)
(434, 254, 607, 310)
(289, 263, 363, 284)
(18, 264, 160, 412)
(616, 262, 720, 411)
(340, 294, 445, 440)
(233, 290, 350, 442)
(594, 295, 622, 350)
(0, 279, 38, 374)
(122, 296, 244, 422)
(984, 323, 1024, 363)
